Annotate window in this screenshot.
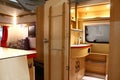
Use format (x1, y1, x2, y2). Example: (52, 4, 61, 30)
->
(28, 26, 36, 37)
(85, 23, 110, 43)
(0, 27, 3, 40)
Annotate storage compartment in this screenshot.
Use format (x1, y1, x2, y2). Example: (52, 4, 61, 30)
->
(85, 53, 108, 75)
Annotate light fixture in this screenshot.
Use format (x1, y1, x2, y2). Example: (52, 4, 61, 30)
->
(9, 0, 18, 3)
(86, 7, 90, 11)
(13, 15, 17, 27)
(106, 4, 110, 8)
(71, 9, 74, 13)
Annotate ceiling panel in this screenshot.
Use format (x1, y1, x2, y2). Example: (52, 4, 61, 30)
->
(0, 4, 30, 16)
(0, 0, 33, 17)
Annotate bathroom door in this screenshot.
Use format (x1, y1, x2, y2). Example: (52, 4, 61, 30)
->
(43, 0, 70, 80)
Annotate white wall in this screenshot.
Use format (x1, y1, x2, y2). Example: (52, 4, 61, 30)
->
(17, 15, 36, 23)
(0, 15, 36, 44)
(7, 24, 36, 48)
(7, 24, 28, 43)
(0, 15, 36, 24)
(28, 37, 36, 48)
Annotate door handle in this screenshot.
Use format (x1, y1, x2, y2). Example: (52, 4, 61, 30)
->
(43, 38, 49, 43)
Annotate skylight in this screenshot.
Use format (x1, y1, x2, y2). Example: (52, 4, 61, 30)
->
(9, 0, 18, 3)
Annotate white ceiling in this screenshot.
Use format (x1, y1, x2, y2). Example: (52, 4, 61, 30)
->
(0, 0, 34, 17)
(0, 4, 30, 17)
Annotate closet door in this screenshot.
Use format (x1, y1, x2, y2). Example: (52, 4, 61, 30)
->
(44, 0, 70, 80)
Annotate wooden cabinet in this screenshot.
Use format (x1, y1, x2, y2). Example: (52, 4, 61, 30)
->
(70, 57, 85, 80)
(70, 46, 91, 80)
(71, 20, 83, 30)
(71, 20, 76, 29)
(28, 58, 35, 80)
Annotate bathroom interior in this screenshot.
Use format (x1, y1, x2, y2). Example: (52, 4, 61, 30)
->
(70, 1, 110, 80)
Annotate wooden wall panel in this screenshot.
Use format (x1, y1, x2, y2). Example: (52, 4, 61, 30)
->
(109, 0, 120, 80)
(91, 44, 109, 54)
(36, 6, 44, 63)
(111, 0, 120, 21)
(109, 22, 120, 80)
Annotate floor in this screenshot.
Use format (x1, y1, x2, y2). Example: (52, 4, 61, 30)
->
(35, 66, 44, 80)
(82, 76, 105, 80)
(34, 61, 44, 80)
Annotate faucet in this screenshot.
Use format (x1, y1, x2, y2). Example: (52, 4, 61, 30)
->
(78, 36, 82, 45)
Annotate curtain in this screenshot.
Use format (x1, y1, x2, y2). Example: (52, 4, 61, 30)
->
(1, 26, 8, 47)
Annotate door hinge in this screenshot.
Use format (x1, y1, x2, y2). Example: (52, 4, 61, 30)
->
(66, 66, 70, 70)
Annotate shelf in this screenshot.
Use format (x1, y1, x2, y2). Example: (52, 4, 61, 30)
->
(90, 52, 109, 56)
(71, 28, 83, 32)
(83, 17, 110, 22)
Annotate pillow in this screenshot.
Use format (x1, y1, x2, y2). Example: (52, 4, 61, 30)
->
(17, 39, 24, 49)
(23, 37, 30, 50)
(8, 41, 18, 49)
(8, 37, 30, 50)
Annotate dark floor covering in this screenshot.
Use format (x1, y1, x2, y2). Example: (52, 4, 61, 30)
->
(34, 61, 44, 80)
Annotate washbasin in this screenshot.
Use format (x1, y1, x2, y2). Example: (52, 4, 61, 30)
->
(71, 44, 91, 58)
(71, 44, 91, 48)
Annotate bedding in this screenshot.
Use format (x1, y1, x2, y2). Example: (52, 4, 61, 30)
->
(8, 37, 31, 50)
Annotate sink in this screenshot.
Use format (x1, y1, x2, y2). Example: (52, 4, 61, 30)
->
(71, 44, 91, 58)
(71, 44, 91, 48)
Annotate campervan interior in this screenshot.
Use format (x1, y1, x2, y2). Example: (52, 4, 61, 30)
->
(0, 0, 119, 80)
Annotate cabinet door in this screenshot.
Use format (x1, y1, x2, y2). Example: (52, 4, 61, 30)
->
(37, 0, 70, 80)
(48, 2, 69, 80)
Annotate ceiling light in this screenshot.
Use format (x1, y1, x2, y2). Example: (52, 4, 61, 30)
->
(86, 7, 90, 11)
(13, 15, 17, 26)
(107, 4, 110, 8)
(71, 9, 74, 13)
(9, 0, 18, 3)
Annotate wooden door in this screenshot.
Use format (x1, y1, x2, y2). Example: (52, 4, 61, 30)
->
(43, 0, 70, 80)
